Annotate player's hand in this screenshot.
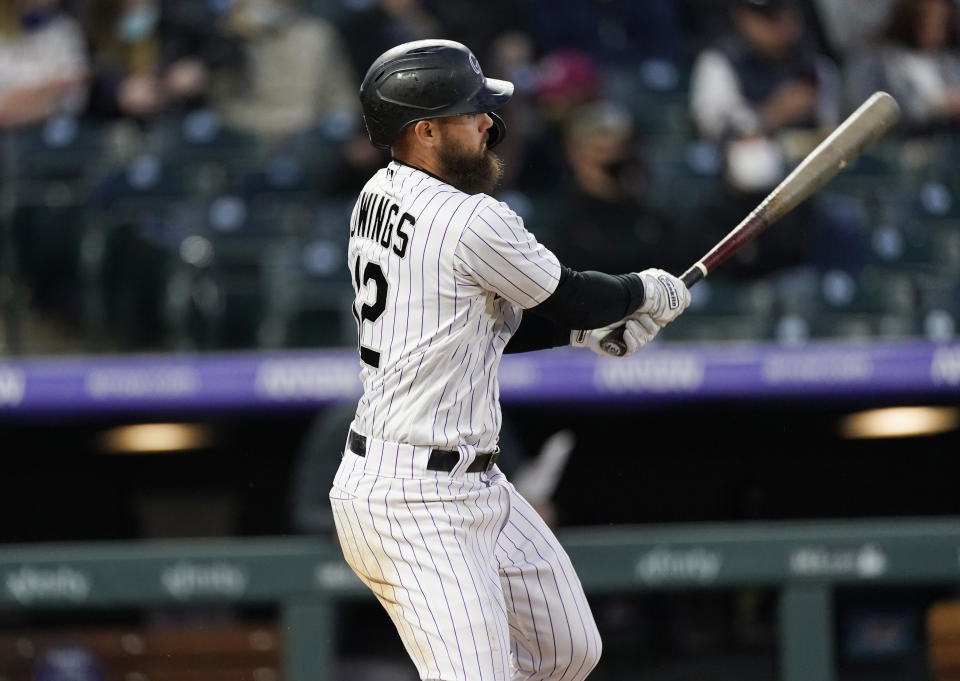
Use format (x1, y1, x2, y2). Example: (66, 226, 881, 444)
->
(571, 314, 660, 358)
(635, 268, 691, 326)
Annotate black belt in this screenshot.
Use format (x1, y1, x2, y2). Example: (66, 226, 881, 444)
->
(348, 429, 499, 473)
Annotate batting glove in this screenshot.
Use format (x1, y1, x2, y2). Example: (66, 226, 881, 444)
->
(635, 268, 691, 326)
(571, 313, 660, 358)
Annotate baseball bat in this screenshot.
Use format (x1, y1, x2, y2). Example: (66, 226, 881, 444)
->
(599, 90, 901, 356)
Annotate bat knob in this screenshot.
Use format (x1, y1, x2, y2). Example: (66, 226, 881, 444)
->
(600, 341, 626, 356)
(599, 328, 628, 357)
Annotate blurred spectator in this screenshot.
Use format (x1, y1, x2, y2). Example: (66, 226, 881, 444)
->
(535, 48, 603, 123)
(676, 0, 739, 51)
(690, 0, 840, 170)
(510, 48, 602, 192)
(86, 0, 243, 120)
(527, 0, 686, 66)
(329, 0, 443, 196)
(211, 0, 358, 141)
(325, 130, 391, 197)
(855, 0, 960, 133)
(680, 0, 834, 60)
(0, 0, 88, 128)
(341, 0, 443, 81)
(425, 0, 532, 66)
(810, 0, 897, 58)
(547, 100, 685, 274)
(479, 29, 540, 192)
(689, 0, 841, 277)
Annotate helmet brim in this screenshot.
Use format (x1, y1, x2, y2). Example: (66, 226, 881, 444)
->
(472, 78, 514, 112)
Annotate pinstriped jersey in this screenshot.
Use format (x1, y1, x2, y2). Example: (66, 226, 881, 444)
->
(348, 160, 561, 450)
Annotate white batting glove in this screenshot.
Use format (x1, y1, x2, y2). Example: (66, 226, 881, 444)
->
(571, 313, 660, 358)
(635, 268, 691, 326)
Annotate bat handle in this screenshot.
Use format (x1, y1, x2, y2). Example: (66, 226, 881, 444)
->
(597, 264, 705, 357)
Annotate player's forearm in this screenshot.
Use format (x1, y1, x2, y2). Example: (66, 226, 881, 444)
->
(529, 266, 644, 330)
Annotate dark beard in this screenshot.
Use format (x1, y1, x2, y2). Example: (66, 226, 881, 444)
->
(437, 141, 504, 195)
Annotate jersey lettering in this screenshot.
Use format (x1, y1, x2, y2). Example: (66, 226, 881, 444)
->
(352, 257, 388, 368)
(352, 190, 413, 258)
(393, 212, 412, 258)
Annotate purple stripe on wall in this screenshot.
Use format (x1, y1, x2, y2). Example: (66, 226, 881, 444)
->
(1, 341, 958, 417)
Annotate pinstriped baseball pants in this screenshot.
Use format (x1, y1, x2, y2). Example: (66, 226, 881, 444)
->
(330, 438, 602, 681)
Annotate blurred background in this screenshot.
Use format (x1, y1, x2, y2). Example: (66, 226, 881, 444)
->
(2, 0, 960, 679)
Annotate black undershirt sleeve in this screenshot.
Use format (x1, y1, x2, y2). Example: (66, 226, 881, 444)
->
(504, 266, 645, 354)
(503, 310, 571, 354)
(533, 266, 646, 328)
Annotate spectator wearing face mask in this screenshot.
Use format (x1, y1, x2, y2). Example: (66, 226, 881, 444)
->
(688, 0, 842, 279)
(86, 0, 243, 120)
(863, 0, 960, 133)
(547, 100, 685, 275)
(690, 0, 841, 192)
(0, 0, 88, 128)
(209, 0, 358, 141)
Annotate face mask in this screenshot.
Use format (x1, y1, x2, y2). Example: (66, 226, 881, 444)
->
(602, 155, 641, 182)
(20, 9, 55, 31)
(116, 5, 160, 42)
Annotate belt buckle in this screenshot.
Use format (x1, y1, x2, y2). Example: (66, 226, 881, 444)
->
(484, 447, 500, 471)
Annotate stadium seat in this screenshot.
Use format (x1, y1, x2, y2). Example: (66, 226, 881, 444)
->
(928, 601, 960, 681)
(0, 623, 280, 681)
(602, 61, 693, 138)
(9, 119, 112, 334)
(265, 200, 355, 347)
(8, 116, 110, 183)
(12, 203, 88, 330)
(91, 154, 191, 214)
(146, 110, 260, 164)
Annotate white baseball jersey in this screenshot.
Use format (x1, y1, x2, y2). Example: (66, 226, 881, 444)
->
(332, 159, 602, 681)
(347, 160, 562, 451)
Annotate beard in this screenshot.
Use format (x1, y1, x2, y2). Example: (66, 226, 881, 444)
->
(437, 137, 504, 195)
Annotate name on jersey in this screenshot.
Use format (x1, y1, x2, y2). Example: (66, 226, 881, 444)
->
(352, 191, 414, 258)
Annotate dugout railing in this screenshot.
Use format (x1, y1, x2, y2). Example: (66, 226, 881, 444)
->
(2, 517, 960, 681)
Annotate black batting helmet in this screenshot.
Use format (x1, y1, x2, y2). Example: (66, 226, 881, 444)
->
(359, 39, 514, 150)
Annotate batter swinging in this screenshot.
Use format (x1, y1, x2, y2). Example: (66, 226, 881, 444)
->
(330, 39, 691, 681)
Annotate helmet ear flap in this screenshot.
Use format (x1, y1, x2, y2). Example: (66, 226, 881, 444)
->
(487, 112, 507, 149)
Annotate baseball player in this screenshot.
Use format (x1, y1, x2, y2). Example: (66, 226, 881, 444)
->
(329, 39, 691, 681)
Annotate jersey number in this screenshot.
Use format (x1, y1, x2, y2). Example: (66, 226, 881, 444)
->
(352, 257, 388, 368)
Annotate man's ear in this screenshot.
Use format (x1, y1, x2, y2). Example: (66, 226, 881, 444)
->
(411, 119, 439, 147)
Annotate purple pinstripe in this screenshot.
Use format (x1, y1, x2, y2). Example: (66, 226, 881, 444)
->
(401, 190, 457, 409)
(466, 224, 559, 293)
(415, 478, 472, 678)
(498, 493, 601, 681)
(454, 246, 547, 307)
(477, 213, 561, 283)
(419, 193, 458, 337)
(382, 477, 442, 674)
(387, 479, 457, 674)
(440, 477, 501, 677)
(380, 176, 443, 419)
(437, 196, 483, 323)
(431, 341, 469, 445)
